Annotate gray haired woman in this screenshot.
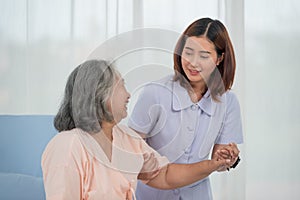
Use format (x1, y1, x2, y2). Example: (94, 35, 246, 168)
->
(41, 59, 231, 200)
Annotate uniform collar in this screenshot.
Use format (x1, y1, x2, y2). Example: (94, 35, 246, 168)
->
(171, 81, 192, 111)
(198, 90, 215, 116)
(171, 80, 216, 116)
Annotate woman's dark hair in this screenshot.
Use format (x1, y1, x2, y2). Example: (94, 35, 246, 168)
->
(54, 59, 118, 133)
(173, 18, 236, 101)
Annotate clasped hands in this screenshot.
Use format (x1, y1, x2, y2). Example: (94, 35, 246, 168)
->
(213, 143, 240, 172)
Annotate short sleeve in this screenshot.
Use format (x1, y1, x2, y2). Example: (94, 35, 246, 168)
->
(215, 92, 244, 144)
(43, 166, 81, 200)
(139, 137, 169, 169)
(120, 124, 170, 169)
(128, 84, 161, 135)
(41, 133, 83, 200)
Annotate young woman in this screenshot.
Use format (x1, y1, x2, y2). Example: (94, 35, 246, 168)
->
(41, 59, 231, 200)
(128, 18, 243, 199)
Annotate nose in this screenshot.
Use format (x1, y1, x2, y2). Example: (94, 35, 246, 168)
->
(190, 55, 199, 68)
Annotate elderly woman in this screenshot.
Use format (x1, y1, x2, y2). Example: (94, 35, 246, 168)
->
(41, 60, 231, 200)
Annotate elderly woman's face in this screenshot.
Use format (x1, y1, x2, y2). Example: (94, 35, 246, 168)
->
(108, 76, 131, 123)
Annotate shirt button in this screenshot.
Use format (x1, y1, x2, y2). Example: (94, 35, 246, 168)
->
(173, 189, 180, 195)
(191, 104, 198, 111)
(184, 148, 190, 154)
(187, 126, 194, 132)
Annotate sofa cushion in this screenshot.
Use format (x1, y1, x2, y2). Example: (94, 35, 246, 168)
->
(0, 115, 57, 177)
(0, 172, 45, 200)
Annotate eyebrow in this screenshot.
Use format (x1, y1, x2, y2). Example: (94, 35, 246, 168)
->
(184, 47, 211, 54)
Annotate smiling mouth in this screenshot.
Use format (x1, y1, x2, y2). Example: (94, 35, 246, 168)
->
(189, 69, 201, 75)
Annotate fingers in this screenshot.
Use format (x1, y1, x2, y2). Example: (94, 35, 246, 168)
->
(139, 152, 161, 180)
(216, 149, 230, 159)
(217, 143, 240, 159)
(229, 143, 240, 157)
(213, 158, 231, 171)
(138, 169, 160, 180)
(141, 152, 159, 173)
(143, 152, 156, 162)
(143, 152, 150, 160)
(214, 143, 240, 169)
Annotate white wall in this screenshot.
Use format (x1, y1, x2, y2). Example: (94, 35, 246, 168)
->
(244, 0, 300, 199)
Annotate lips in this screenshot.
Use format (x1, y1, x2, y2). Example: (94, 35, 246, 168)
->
(188, 69, 200, 76)
(124, 101, 129, 109)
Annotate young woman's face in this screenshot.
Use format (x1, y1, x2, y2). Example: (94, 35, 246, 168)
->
(181, 36, 223, 84)
(108, 76, 131, 123)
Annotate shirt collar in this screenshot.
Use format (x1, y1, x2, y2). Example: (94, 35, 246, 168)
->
(198, 90, 215, 116)
(172, 80, 193, 111)
(171, 81, 216, 116)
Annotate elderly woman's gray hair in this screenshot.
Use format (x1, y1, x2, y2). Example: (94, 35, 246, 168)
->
(54, 59, 119, 133)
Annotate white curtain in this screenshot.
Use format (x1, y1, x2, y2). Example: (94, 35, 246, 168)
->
(244, 0, 300, 199)
(0, 0, 133, 114)
(1, 0, 300, 199)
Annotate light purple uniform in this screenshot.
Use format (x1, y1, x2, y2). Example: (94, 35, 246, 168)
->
(128, 75, 243, 200)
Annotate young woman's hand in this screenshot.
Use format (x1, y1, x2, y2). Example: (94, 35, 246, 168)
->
(138, 152, 160, 181)
(211, 154, 231, 172)
(213, 143, 240, 171)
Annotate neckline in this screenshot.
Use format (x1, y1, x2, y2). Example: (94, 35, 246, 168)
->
(77, 128, 116, 165)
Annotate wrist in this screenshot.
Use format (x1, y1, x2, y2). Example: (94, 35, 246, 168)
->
(226, 156, 241, 171)
(231, 156, 241, 168)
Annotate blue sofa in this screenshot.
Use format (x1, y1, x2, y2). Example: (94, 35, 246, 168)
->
(0, 115, 57, 200)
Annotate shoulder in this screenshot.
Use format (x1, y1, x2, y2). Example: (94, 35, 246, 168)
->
(143, 74, 174, 91)
(116, 124, 143, 139)
(155, 74, 174, 84)
(114, 124, 146, 152)
(47, 129, 82, 148)
(224, 90, 240, 104)
(222, 90, 241, 111)
(42, 129, 85, 165)
(141, 75, 175, 99)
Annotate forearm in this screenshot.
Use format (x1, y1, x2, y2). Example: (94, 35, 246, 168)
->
(165, 161, 215, 188)
(147, 160, 220, 190)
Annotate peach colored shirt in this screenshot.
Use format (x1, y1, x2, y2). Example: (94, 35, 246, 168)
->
(41, 124, 169, 200)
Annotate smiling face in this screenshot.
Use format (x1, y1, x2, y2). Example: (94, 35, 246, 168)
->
(181, 36, 223, 84)
(108, 76, 131, 123)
